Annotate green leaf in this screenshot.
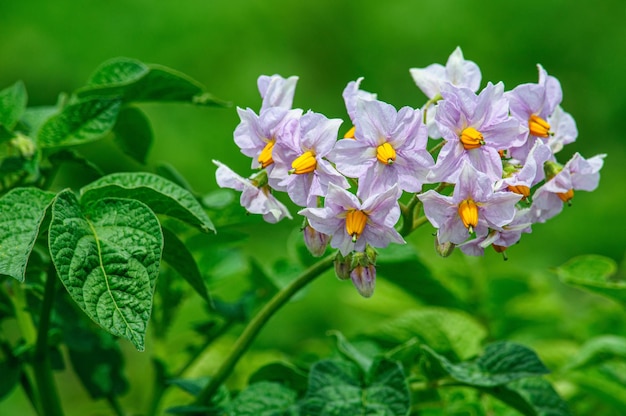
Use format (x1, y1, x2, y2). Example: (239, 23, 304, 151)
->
(485, 377, 572, 416)
(303, 358, 410, 416)
(19, 106, 60, 137)
(76, 57, 227, 106)
(421, 341, 550, 387)
(48, 190, 162, 351)
(329, 330, 375, 374)
(0, 188, 55, 281)
(370, 307, 487, 361)
(0, 80, 28, 130)
(80, 172, 215, 233)
(249, 361, 309, 396)
(375, 245, 461, 308)
(38, 97, 122, 147)
(566, 335, 626, 370)
(556, 255, 626, 307)
(230, 381, 298, 416)
(113, 106, 153, 164)
(161, 227, 210, 302)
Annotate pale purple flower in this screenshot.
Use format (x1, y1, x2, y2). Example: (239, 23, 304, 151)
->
(258, 74, 299, 112)
(418, 162, 522, 245)
(459, 208, 533, 256)
(272, 111, 348, 207)
(505, 65, 574, 161)
(233, 107, 302, 171)
(431, 82, 527, 183)
(497, 141, 552, 197)
(329, 98, 434, 199)
(213, 160, 291, 223)
(410, 46, 482, 99)
(342, 77, 377, 124)
(299, 183, 405, 256)
(545, 105, 578, 155)
(531, 153, 606, 223)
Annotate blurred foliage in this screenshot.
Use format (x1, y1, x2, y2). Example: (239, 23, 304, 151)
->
(0, 0, 625, 415)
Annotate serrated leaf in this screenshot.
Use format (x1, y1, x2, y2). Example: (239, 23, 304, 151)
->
(38, 97, 122, 147)
(303, 358, 410, 416)
(376, 245, 461, 308)
(485, 377, 572, 416)
(113, 106, 153, 164)
(556, 255, 626, 307)
(76, 57, 227, 107)
(0, 80, 28, 130)
(421, 341, 550, 387)
(162, 227, 210, 302)
(0, 188, 55, 281)
(48, 190, 162, 351)
(370, 307, 487, 361)
(230, 381, 298, 416)
(80, 172, 215, 233)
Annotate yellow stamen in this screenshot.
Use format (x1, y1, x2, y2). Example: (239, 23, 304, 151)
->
(507, 185, 531, 200)
(258, 140, 275, 168)
(376, 142, 396, 165)
(289, 151, 317, 174)
(528, 114, 551, 138)
(460, 127, 485, 150)
(344, 126, 356, 139)
(557, 189, 574, 204)
(346, 209, 368, 242)
(458, 199, 479, 233)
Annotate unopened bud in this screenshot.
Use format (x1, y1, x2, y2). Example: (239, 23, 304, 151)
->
(543, 160, 563, 181)
(334, 252, 352, 280)
(434, 234, 455, 257)
(350, 264, 376, 298)
(10, 133, 36, 159)
(303, 224, 329, 257)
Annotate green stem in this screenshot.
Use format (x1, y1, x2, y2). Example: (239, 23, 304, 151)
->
(33, 271, 64, 416)
(195, 253, 335, 405)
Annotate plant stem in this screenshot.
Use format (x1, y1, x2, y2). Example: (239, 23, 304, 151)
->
(32, 271, 64, 416)
(195, 253, 335, 405)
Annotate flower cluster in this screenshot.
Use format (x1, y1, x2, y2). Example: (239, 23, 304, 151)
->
(214, 48, 605, 297)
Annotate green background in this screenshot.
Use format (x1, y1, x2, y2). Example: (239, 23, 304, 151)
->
(1, 0, 625, 414)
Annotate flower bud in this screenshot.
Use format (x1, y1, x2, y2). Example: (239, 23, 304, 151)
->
(350, 263, 376, 298)
(334, 252, 352, 280)
(543, 160, 563, 181)
(434, 234, 455, 257)
(10, 133, 36, 159)
(303, 224, 330, 257)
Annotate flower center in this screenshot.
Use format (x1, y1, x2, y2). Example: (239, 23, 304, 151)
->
(344, 126, 356, 139)
(507, 185, 530, 200)
(458, 198, 479, 233)
(460, 127, 485, 150)
(345, 209, 368, 242)
(258, 140, 275, 168)
(376, 142, 396, 165)
(528, 114, 551, 138)
(557, 189, 574, 204)
(289, 150, 317, 174)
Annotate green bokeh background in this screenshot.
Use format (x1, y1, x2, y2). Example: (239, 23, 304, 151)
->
(1, 0, 625, 414)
